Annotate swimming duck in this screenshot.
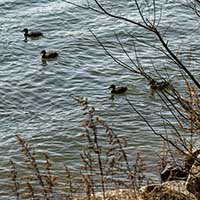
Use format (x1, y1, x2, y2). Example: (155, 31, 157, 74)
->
(109, 84, 128, 94)
(149, 79, 170, 90)
(149, 79, 171, 96)
(40, 50, 59, 59)
(22, 28, 43, 38)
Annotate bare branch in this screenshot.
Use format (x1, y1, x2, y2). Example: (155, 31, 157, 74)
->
(90, 30, 141, 74)
(90, 0, 200, 89)
(126, 97, 188, 156)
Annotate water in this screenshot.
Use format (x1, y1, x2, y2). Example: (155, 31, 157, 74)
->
(0, 0, 200, 198)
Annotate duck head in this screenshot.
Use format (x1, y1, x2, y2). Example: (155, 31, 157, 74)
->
(22, 28, 28, 33)
(40, 50, 46, 55)
(109, 84, 116, 90)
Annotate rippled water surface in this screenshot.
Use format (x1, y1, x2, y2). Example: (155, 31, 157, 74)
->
(1, 0, 200, 197)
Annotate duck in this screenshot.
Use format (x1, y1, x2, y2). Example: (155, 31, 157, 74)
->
(149, 79, 170, 90)
(40, 50, 59, 59)
(109, 84, 128, 94)
(22, 28, 43, 38)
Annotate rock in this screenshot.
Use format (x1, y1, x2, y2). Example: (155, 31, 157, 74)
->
(74, 189, 143, 200)
(74, 181, 196, 200)
(184, 148, 200, 172)
(186, 154, 200, 199)
(161, 163, 188, 182)
(140, 180, 196, 200)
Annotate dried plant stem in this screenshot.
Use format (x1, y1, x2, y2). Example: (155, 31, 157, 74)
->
(15, 134, 48, 198)
(10, 160, 20, 200)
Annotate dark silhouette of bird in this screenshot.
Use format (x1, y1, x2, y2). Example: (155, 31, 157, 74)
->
(149, 79, 171, 96)
(149, 79, 170, 90)
(22, 28, 43, 39)
(40, 50, 59, 59)
(109, 84, 128, 94)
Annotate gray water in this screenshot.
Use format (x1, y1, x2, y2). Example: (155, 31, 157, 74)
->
(0, 0, 200, 198)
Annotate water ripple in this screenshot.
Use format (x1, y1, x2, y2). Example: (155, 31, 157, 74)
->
(0, 0, 199, 197)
